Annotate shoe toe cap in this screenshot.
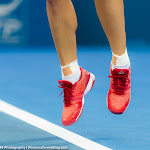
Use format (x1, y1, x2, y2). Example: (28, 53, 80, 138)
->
(62, 103, 83, 126)
(62, 110, 80, 126)
(107, 91, 130, 114)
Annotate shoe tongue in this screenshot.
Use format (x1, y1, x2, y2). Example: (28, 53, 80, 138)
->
(58, 80, 73, 87)
(118, 70, 125, 75)
(113, 69, 129, 75)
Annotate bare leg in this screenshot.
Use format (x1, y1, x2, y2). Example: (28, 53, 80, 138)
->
(95, 0, 126, 65)
(46, 0, 78, 75)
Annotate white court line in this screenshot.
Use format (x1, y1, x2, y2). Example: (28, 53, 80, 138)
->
(0, 100, 112, 150)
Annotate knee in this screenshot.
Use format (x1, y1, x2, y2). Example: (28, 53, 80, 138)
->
(47, 0, 64, 13)
(47, 0, 61, 8)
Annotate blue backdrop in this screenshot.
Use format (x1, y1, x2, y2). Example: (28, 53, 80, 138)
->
(0, 0, 150, 46)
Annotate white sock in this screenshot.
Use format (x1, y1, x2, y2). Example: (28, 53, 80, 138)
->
(61, 59, 81, 84)
(111, 48, 130, 70)
(62, 70, 81, 84)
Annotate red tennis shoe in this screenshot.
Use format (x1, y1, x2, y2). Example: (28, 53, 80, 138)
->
(58, 67, 95, 126)
(107, 65, 131, 114)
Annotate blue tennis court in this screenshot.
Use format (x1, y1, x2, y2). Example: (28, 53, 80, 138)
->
(0, 44, 150, 150)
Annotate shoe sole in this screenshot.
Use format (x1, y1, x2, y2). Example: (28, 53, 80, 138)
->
(75, 73, 95, 122)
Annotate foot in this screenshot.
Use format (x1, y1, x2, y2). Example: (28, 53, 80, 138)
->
(107, 65, 131, 114)
(58, 67, 95, 126)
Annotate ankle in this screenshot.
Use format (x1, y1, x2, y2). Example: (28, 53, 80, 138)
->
(61, 60, 81, 84)
(111, 48, 130, 66)
(62, 66, 73, 76)
(112, 55, 117, 65)
(61, 59, 81, 84)
(62, 69, 81, 84)
(61, 59, 80, 77)
(111, 48, 130, 70)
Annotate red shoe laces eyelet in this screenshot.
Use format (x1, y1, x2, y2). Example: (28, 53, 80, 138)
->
(108, 73, 130, 95)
